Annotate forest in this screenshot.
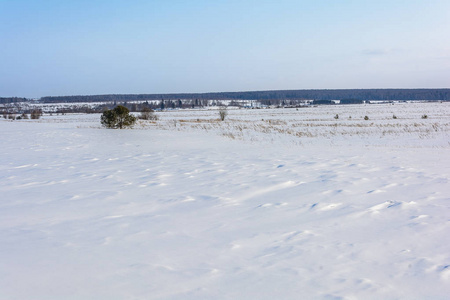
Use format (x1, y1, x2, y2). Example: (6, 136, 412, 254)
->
(36, 89, 450, 103)
(2, 89, 450, 104)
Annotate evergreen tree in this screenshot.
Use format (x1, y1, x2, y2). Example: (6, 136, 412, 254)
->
(101, 105, 136, 129)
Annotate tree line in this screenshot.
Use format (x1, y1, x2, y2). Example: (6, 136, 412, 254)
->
(0, 97, 29, 104)
(38, 89, 450, 103)
(2, 89, 450, 104)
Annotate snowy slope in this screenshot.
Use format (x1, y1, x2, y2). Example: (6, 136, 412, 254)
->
(0, 103, 449, 299)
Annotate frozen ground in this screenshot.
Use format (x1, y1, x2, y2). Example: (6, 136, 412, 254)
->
(1, 103, 449, 299)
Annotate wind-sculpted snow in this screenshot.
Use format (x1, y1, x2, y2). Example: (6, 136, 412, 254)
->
(0, 103, 449, 299)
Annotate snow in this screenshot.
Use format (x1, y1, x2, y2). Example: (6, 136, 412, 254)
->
(1, 103, 449, 299)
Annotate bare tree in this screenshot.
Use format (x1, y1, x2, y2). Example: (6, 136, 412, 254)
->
(219, 107, 228, 121)
(30, 109, 43, 119)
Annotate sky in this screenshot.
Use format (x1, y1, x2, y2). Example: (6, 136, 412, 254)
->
(1, 0, 449, 98)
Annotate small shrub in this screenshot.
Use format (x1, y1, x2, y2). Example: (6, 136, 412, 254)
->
(393, 114, 397, 119)
(139, 107, 158, 120)
(7, 114, 16, 120)
(334, 114, 339, 119)
(21, 113, 29, 119)
(219, 107, 228, 121)
(364, 116, 369, 120)
(421, 114, 428, 119)
(30, 109, 43, 119)
(101, 105, 136, 129)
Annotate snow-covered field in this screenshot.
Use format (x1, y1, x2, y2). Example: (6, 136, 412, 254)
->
(1, 102, 449, 299)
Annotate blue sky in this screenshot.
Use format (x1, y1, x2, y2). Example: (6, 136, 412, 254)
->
(1, 0, 449, 97)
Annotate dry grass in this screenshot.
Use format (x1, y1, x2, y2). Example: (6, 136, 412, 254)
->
(127, 103, 450, 145)
(149, 116, 450, 141)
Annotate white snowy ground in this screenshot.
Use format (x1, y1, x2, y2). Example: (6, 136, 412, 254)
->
(1, 103, 449, 300)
